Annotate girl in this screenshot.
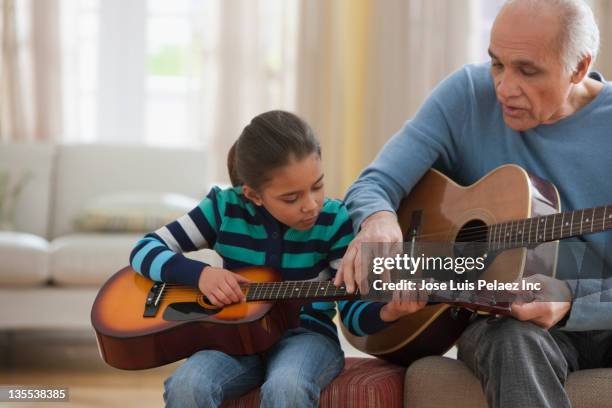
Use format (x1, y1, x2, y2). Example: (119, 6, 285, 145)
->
(130, 110, 399, 408)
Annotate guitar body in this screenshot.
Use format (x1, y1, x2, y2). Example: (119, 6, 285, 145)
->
(92, 267, 302, 370)
(341, 164, 561, 366)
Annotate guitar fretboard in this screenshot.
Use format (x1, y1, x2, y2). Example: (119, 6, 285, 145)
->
(488, 205, 612, 250)
(245, 280, 355, 301)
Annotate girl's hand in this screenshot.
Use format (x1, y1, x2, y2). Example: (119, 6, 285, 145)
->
(198, 266, 249, 307)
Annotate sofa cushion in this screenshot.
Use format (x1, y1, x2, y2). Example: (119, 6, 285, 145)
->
(565, 367, 612, 407)
(221, 357, 405, 408)
(49, 233, 223, 286)
(49, 233, 143, 286)
(404, 356, 487, 408)
(404, 356, 612, 408)
(0, 231, 49, 286)
(74, 192, 198, 233)
(51, 144, 209, 238)
(0, 143, 54, 238)
(0, 287, 99, 330)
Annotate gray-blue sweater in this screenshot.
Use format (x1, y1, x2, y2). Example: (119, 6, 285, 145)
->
(346, 62, 612, 331)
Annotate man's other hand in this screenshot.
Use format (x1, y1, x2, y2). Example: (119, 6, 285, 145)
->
(510, 274, 572, 329)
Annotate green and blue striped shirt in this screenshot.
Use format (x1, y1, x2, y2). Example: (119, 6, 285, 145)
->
(130, 186, 390, 341)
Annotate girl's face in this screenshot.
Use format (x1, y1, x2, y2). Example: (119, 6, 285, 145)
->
(244, 153, 324, 231)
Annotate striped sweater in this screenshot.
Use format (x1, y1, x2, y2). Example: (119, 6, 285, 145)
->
(130, 186, 391, 342)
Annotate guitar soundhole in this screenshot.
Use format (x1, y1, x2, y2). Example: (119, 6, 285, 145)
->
(453, 219, 489, 279)
(455, 219, 488, 243)
(197, 295, 221, 310)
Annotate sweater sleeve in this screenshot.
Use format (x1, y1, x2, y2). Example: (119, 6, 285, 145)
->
(129, 187, 222, 287)
(562, 277, 612, 331)
(344, 66, 472, 231)
(554, 239, 612, 331)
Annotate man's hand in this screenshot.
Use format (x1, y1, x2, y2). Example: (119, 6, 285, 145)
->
(379, 289, 429, 322)
(198, 266, 249, 307)
(510, 274, 572, 329)
(334, 211, 403, 294)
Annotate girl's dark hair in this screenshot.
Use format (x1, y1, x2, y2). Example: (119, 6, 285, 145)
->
(227, 110, 321, 190)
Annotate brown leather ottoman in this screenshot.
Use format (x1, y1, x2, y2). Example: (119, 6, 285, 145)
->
(221, 357, 405, 407)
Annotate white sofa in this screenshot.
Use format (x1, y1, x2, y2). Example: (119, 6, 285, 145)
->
(0, 142, 221, 332)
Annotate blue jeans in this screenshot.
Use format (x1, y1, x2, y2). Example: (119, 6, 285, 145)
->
(164, 327, 345, 408)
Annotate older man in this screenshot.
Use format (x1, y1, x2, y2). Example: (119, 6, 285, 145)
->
(337, 0, 612, 407)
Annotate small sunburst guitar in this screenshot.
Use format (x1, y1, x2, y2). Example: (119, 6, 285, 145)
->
(91, 266, 362, 370)
(341, 164, 612, 366)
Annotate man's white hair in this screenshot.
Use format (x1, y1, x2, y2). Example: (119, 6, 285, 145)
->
(503, 0, 600, 72)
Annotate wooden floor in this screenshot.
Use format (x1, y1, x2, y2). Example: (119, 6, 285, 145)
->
(0, 328, 373, 407)
(0, 363, 179, 408)
(0, 330, 180, 408)
(0, 329, 456, 407)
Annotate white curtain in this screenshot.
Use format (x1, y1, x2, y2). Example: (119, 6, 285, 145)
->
(362, 0, 475, 164)
(295, 1, 346, 198)
(210, 0, 298, 183)
(0, 0, 62, 142)
(1, 0, 525, 196)
(296, 0, 476, 198)
(591, 0, 612, 79)
(0, 0, 25, 141)
(58, 0, 298, 184)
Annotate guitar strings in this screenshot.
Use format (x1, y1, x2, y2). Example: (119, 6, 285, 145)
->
(443, 219, 612, 244)
(411, 216, 612, 242)
(417, 213, 612, 239)
(160, 281, 349, 301)
(160, 286, 353, 302)
(156, 214, 612, 301)
(154, 214, 612, 257)
(158, 218, 611, 297)
(454, 214, 612, 238)
(163, 281, 343, 289)
(437, 207, 612, 238)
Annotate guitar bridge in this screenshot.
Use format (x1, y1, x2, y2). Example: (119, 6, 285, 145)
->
(143, 282, 166, 317)
(405, 210, 423, 242)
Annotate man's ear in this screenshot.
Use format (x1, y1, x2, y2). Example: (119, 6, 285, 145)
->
(571, 54, 592, 84)
(243, 185, 263, 206)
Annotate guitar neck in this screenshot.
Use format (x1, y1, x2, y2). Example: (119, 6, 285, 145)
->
(240, 205, 612, 303)
(245, 280, 358, 302)
(242, 279, 514, 316)
(488, 204, 612, 251)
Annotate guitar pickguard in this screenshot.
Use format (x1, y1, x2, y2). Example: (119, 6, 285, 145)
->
(163, 302, 220, 321)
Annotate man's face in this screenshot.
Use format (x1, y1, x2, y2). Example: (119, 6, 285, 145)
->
(489, 5, 575, 131)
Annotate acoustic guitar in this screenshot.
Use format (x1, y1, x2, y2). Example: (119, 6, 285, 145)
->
(341, 164, 612, 366)
(92, 266, 364, 370)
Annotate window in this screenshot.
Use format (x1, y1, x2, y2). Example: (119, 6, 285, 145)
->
(60, 0, 298, 147)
